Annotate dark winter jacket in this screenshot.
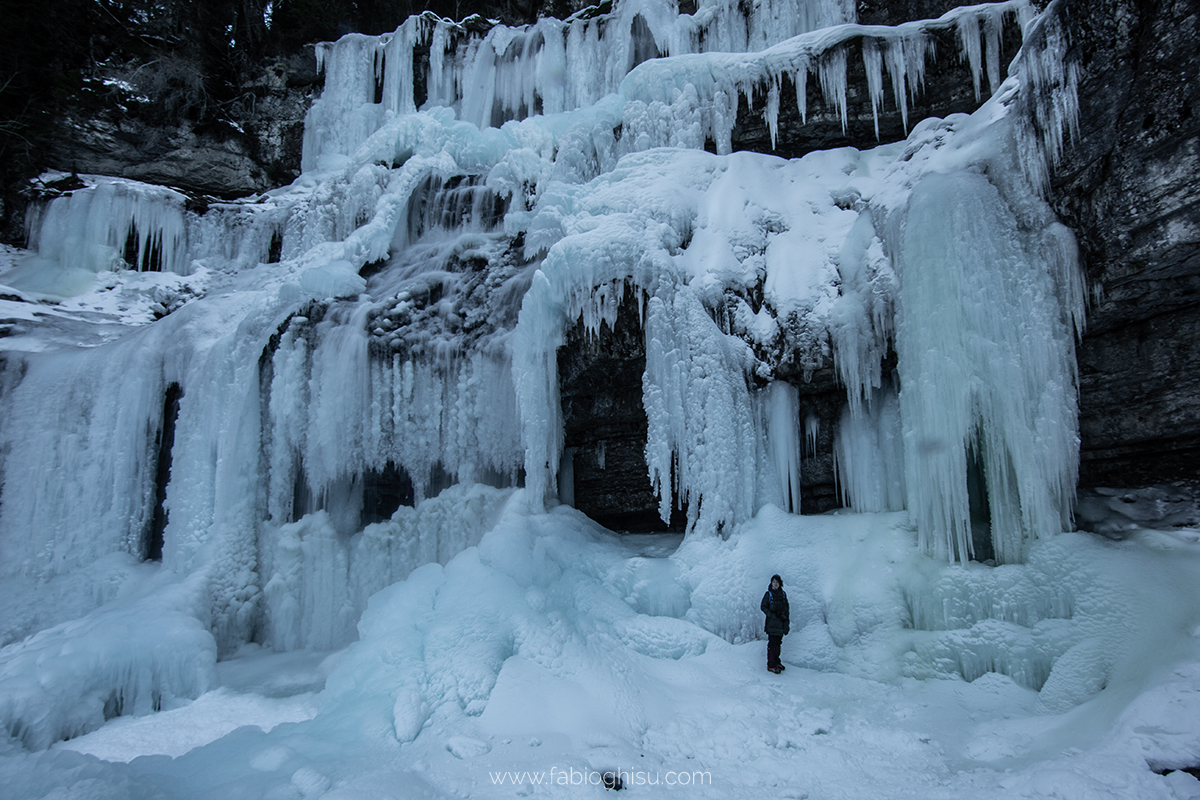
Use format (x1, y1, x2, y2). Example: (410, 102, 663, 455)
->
(761, 588, 790, 636)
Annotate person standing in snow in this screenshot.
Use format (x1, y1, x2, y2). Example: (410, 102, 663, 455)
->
(761, 574, 789, 674)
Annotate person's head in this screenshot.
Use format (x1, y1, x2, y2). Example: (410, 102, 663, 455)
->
(770, 574, 782, 590)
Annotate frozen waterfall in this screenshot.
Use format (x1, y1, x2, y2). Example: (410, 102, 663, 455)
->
(0, 0, 1091, 753)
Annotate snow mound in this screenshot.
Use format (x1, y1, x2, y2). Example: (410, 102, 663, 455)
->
(0, 575, 215, 750)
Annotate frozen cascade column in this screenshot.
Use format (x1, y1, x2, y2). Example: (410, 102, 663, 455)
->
(0, 342, 168, 579)
(643, 285, 758, 535)
(511, 271, 568, 509)
(834, 386, 906, 513)
(381, 16, 426, 117)
(298, 0, 860, 158)
(160, 304, 294, 654)
(302, 33, 386, 173)
(759, 381, 802, 514)
(895, 170, 1080, 564)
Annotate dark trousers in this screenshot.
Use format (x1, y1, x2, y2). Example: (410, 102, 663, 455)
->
(767, 634, 783, 668)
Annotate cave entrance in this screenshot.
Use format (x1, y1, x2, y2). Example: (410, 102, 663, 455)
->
(290, 462, 416, 532)
(558, 293, 688, 533)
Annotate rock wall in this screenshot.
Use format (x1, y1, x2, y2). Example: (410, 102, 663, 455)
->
(42, 53, 318, 201)
(1049, 0, 1200, 489)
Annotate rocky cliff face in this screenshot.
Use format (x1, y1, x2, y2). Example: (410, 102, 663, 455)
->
(43, 53, 319, 200)
(1048, 0, 1200, 490)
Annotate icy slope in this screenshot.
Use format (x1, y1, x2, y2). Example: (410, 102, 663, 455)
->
(3, 501, 1198, 799)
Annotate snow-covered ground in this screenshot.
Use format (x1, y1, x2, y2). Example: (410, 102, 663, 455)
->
(0, 498, 1196, 799)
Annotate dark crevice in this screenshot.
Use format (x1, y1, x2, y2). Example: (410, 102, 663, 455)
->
(966, 440, 995, 564)
(267, 229, 283, 263)
(362, 461, 415, 525)
(291, 465, 313, 524)
(374, 54, 386, 104)
(122, 224, 164, 271)
(629, 14, 662, 71)
(145, 382, 182, 561)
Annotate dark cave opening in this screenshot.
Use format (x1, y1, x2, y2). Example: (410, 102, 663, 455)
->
(362, 461, 416, 525)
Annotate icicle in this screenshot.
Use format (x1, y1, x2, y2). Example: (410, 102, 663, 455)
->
(301, 33, 385, 172)
(26, 178, 189, 280)
(643, 286, 757, 535)
(765, 75, 781, 149)
(818, 47, 849, 133)
(862, 39, 885, 139)
(187, 200, 289, 271)
(381, 16, 425, 116)
(895, 170, 1080, 564)
(511, 272, 566, 510)
(984, 6, 1004, 95)
(427, 21, 451, 107)
(712, 88, 735, 155)
(1014, 0, 1079, 194)
(537, 20, 568, 115)
(957, 12, 985, 101)
(460, 36, 499, 130)
(267, 320, 310, 524)
(522, 31, 541, 120)
(834, 387, 905, 513)
(793, 60, 810, 124)
(829, 210, 894, 417)
(883, 38, 910, 131)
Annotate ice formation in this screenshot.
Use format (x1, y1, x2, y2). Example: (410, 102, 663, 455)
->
(0, 0, 1109, 767)
(27, 177, 189, 275)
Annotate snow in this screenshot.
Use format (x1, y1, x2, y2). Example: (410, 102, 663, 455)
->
(258, 485, 512, 651)
(54, 649, 329, 763)
(56, 687, 320, 764)
(2, 502, 1199, 799)
(0, 0, 1190, 797)
(0, 572, 215, 750)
